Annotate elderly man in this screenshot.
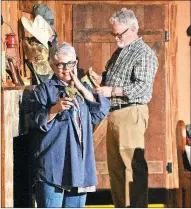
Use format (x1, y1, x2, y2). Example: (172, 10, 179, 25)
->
(93, 8, 158, 208)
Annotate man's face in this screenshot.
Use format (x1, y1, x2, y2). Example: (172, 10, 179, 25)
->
(111, 23, 132, 48)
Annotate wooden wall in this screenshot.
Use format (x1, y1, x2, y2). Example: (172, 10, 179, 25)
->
(1, 0, 72, 83)
(2, 1, 19, 58)
(176, 1, 190, 124)
(1, 0, 190, 207)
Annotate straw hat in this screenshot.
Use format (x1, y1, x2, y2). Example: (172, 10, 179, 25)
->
(21, 15, 54, 49)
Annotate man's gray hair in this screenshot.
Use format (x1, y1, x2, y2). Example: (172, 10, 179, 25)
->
(50, 42, 76, 62)
(110, 8, 139, 32)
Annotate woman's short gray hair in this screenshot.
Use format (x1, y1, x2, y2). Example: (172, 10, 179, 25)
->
(110, 8, 139, 32)
(49, 42, 76, 63)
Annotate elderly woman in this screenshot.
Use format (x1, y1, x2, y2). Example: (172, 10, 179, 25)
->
(30, 43, 110, 207)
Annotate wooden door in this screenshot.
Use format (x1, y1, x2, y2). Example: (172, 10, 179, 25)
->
(73, 4, 167, 189)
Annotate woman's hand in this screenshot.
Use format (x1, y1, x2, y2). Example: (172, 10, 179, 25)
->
(51, 97, 74, 113)
(69, 70, 84, 91)
(48, 97, 74, 123)
(70, 69, 96, 102)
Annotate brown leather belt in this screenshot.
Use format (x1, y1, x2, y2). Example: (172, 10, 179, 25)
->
(110, 103, 143, 112)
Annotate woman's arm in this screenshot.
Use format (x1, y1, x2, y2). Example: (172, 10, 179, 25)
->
(69, 71, 96, 102)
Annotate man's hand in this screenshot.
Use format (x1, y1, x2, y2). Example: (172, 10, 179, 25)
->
(89, 68, 102, 85)
(95, 86, 112, 97)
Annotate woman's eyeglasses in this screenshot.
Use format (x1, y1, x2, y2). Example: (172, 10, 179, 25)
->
(111, 28, 129, 39)
(55, 61, 77, 69)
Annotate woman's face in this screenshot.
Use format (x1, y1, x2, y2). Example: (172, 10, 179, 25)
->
(52, 53, 77, 83)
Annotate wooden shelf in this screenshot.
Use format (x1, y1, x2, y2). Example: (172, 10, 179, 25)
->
(1, 85, 36, 91)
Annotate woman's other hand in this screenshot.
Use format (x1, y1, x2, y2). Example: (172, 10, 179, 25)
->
(48, 97, 74, 123)
(69, 70, 84, 91)
(51, 97, 74, 113)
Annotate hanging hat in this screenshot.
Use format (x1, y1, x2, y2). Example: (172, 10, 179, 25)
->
(33, 4, 54, 26)
(21, 15, 54, 49)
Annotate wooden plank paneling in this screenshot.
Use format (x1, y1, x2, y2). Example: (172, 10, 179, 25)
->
(2, 90, 24, 207)
(63, 4, 73, 44)
(54, 1, 64, 43)
(92, 5, 102, 29)
(73, 5, 85, 29)
(144, 5, 165, 30)
(84, 5, 93, 29)
(63, 1, 173, 5)
(84, 42, 93, 72)
(74, 30, 163, 43)
(101, 43, 111, 72)
(73, 42, 85, 70)
(19, 0, 43, 13)
(165, 3, 179, 190)
(1, 90, 5, 207)
(1, 86, 35, 207)
(2, 1, 19, 58)
(92, 43, 102, 74)
(134, 5, 145, 30)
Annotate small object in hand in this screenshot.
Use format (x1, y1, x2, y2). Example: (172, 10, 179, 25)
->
(88, 67, 100, 88)
(81, 67, 100, 88)
(65, 81, 84, 103)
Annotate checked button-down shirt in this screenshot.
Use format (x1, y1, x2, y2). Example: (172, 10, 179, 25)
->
(104, 38, 158, 106)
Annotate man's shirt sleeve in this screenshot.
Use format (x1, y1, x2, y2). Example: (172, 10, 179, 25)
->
(122, 52, 158, 99)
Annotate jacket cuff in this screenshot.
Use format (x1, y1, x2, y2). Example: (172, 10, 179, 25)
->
(85, 93, 103, 113)
(35, 107, 54, 132)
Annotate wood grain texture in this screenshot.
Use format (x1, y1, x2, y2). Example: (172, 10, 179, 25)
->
(1, 91, 5, 207)
(64, 4, 73, 44)
(63, 1, 173, 5)
(1, 87, 34, 207)
(165, 3, 179, 191)
(54, 1, 64, 43)
(3, 90, 23, 207)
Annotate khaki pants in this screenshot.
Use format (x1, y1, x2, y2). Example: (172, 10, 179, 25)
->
(106, 104, 149, 208)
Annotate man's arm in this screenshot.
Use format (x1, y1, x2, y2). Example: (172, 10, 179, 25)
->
(94, 53, 158, 99)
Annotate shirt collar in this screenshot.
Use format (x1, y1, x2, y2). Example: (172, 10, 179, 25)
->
(49, 74, 69, 87)
(124, 37, 142, 50)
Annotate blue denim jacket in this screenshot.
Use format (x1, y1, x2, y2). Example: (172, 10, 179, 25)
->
(30, 75, 110, 189)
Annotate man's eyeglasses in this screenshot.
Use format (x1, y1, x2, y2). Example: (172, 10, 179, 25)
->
(111, 28, 129, 39)
(54, 61, 77, 69)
